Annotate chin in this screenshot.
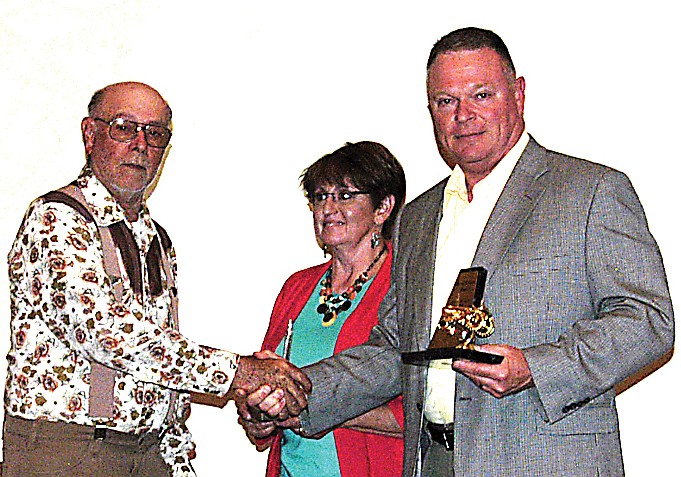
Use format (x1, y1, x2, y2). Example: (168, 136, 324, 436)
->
(320, 236, 347, 249)
(112, 182, 148, 196)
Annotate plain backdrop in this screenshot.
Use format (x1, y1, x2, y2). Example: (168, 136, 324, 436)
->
(1, 1, 678, 475)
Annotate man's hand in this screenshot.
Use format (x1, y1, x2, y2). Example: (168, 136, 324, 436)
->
(228, 353, 311, 419)
(237, 382, 304, 450)
(238, 411, 303, 451)
(237, 415, 277, 451)
(237, 388, 302, 431)
(450, 344, 534, 398)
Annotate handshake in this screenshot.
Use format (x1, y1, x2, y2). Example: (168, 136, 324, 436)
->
(228, 351, 311, 448)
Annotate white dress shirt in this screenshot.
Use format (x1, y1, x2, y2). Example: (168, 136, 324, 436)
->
(424, 132, 529, 424)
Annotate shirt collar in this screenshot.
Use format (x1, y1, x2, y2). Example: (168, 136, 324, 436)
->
(444, 131, 529, 203)
(75, 166, 151, 228)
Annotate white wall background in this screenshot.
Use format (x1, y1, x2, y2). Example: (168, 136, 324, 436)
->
(1, 1, 678, 475)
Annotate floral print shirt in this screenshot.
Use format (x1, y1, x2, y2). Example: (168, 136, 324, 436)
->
(5, 167, 239, 476)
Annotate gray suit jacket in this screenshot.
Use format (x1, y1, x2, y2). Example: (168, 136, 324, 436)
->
(301, 137, 674, 476)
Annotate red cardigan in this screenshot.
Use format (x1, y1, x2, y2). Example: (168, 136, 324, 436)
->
(260, 246, 403, 477)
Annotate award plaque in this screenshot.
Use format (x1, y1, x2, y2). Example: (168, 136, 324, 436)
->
(402, 267, 503, 365)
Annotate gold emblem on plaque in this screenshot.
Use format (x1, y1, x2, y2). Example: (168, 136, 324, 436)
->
(402, 267, 503, 365)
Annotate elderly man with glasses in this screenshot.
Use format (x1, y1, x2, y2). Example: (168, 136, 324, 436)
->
(1, 82, 310, 477)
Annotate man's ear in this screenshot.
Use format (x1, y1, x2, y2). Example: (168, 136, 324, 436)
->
(81, 117, 96, 156)
(514, 76, 526, 117)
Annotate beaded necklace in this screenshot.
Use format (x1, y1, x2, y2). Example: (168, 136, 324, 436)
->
(317, 244, 387, 327)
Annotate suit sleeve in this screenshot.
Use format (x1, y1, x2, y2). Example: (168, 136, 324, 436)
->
(300, 287, 403, 435)
(523, 170, 674, 423)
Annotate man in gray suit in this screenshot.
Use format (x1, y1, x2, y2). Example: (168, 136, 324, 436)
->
(243, 27, 674, 476)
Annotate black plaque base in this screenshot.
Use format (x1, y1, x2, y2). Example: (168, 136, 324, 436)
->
(402, 347, 503, 366)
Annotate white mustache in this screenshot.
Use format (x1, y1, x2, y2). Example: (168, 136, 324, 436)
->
(124, 154, 149, 168)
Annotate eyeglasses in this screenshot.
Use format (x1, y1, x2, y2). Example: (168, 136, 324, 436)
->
(94, 117, 172, 148)
(311, 190, 370, 205)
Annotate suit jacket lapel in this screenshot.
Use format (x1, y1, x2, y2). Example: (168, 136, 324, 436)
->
(403, 179, 446, 351)
(473, 137, 552, 280)
(404, 138, 551, 347)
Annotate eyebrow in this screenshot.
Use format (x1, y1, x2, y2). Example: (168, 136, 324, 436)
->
(429, 81, 497, 96)
(118, 115, 170, 128)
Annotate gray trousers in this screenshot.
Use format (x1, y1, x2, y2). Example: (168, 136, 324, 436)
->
(2, 415, 171, 477)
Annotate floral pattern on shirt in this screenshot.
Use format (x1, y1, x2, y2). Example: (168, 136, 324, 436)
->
(5, 167, 239, 476)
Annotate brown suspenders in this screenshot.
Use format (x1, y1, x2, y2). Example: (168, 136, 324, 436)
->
(43, 184, 179, 424)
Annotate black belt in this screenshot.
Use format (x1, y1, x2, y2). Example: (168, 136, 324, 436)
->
(426, 421, 454, 451)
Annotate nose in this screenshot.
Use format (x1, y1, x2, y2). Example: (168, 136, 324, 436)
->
(130, 127, 148, 152)
(322, 196, 339, 214)
(454, 99, 474, 123)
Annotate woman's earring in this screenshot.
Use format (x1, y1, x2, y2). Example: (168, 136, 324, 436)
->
(371, 232, 381, 249)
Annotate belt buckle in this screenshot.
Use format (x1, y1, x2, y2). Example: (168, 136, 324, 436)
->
(427, 421, 454, 451)
(442, 427, 454, 451)
(94, 425, 107, 440)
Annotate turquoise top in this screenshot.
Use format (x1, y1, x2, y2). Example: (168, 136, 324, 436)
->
(276, 273, 374, 477)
